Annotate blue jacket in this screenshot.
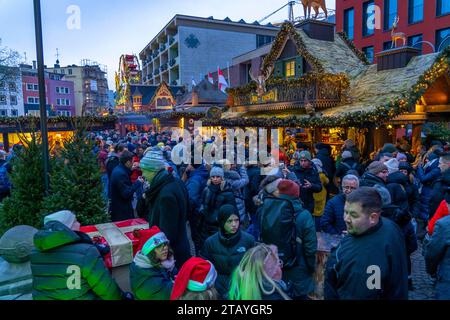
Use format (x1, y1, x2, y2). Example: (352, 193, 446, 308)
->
(320, 193, 347, 235)
(425, 215, 450, 300)
(417, 159, 441, 218)
(325, 217, 408, 300)
(185, 165, 209, 215)
(109, 163, 142, 222)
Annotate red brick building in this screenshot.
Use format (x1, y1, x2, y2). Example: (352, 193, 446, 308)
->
(336, 0, 450, 62)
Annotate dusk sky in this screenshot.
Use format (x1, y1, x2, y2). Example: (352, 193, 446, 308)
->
(0, 0, 336, 89)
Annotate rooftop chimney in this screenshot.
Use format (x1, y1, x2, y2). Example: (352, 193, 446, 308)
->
(296, 20, 335, 42)
(376, 47, 420, 71)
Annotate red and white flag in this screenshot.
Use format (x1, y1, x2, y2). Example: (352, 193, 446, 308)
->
(218, 67, 228, 93)
(208, 72, 214, 84)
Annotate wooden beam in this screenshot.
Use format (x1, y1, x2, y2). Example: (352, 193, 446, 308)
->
(426, 104, 450, 113)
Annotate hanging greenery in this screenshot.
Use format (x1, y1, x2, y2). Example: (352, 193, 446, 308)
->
(0, 115, 117, 126)
(337, 32, 370, 65)
(204, 46, 450, 128)
(227, 72, 349, 99)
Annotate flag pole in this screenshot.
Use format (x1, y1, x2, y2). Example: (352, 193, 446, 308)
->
(227, 62, 230, 86)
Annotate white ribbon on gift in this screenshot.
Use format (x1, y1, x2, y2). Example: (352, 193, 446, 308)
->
(85, 222, 149, 267)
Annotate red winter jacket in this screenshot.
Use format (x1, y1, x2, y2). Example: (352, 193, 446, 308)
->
(130, 156, 142, 183)
(428, 200, 449, 235)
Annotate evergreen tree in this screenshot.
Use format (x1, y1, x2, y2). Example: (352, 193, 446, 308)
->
(43, 121, 109, 225)
(0, 132, 47, 234)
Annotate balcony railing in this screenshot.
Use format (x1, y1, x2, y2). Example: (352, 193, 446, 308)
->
(152, 52, 158, 59)
(159, 44, 166, 53)
(230, 76, 346, 112)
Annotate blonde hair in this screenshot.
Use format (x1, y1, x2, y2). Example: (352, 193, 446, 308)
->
(178, 287, 219, 300)
(228, 243, 291, 300)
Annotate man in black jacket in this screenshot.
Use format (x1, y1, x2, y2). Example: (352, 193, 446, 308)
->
(290, 151, 322, 214)
(109, 150, 143, 222)
(429, 153, 450, 219)
(325, 187, 408, 300)
(139, 147, 191, 268)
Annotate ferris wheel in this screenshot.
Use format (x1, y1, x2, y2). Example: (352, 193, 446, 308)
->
(115, 54, 141, 109)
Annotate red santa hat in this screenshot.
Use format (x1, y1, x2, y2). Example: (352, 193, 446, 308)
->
(138, 226, 169, 255)
(170, 257, 217, 300)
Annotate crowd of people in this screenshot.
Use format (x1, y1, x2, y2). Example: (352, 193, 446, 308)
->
(1, 128, 450, 300)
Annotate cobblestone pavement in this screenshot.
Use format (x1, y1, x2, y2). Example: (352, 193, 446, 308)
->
(409, 243, 436, 300)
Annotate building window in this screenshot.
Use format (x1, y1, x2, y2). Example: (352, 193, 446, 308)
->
(65, 87, 69, 94)
(363, 1, 376, 37)
(408, 0, 424, 24)
(384, 0, 398, 30)
(362, 46, 375, 63)
(0, 110, 7, 116)
(437, 0, 450, 16)
(11, 109, 18, 117)
(28, 97, 39, 104)
(436, 27, 450, 51)
(68, 69, 73, 75)
(285, 60, 295, 78)
(0, 95, 6, 104)
(256, 35, 275, 48)
(0, 81, 5, 89)
(56, 87, 60, 94)
(8, 83, 17, 92)
(383, 41, 393, 50)
(60, 69, 65, 74)
(408, 34, 423, 53)
(344, 8, 355, 40)
(10, 96, 17, 105)
(27, 83, 33, 91)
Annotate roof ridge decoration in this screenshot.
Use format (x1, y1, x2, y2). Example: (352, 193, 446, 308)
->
(336, 32, 370, 65)
(261, 22, 325, 76)
(207, 46, 450, 128)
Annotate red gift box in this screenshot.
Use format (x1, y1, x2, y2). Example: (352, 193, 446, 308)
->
(80, 219, 150, 268)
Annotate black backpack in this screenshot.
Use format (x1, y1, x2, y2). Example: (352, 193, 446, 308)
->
(259, 196, 298, 268)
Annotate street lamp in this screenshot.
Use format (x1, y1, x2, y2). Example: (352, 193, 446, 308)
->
(33, 0, 50, 194)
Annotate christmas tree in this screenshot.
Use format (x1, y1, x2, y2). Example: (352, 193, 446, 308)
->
(42, 120, 110, 225)
(0, 131, 47, 234)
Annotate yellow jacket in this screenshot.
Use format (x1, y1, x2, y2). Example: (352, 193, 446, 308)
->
(313, 172, 329, 217)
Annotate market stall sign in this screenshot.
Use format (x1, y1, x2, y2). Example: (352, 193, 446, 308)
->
(251, 89, 278, 104)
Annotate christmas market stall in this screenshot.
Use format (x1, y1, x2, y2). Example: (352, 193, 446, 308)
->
(203, 21, 450, 159)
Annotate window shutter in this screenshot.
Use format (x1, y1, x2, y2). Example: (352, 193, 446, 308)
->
(295, 56, 303, 78)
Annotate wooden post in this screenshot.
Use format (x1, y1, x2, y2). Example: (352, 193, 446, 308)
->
(412, 124, 423, 154)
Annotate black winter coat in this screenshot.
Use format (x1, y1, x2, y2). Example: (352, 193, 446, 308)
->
(325, 217, 408, 300)
(335, 158, 362, 179)
(30, 221, 122, 300)
(387, 172, 420, 219)
(359, 172, 386, 188)
(201, 229, 255, 298)
(429, 169, 450, 219)
(245, 165, 263, 216)
(142, 169, 191, 268)
(290, 163, 322, 214)
(109, 163, 142, 222)
(199, 180, 237, 243)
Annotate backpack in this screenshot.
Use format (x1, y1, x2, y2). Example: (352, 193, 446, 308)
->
(341, 162, 358, 173)
(259, 196, 298, 268)
(0, 163, 11, 193)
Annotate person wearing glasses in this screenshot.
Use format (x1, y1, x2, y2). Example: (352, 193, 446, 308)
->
(321, 174, 360, 235)
(228, 243, 291, 300)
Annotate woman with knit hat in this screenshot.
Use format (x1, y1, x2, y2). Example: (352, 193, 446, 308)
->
(129, 226, 177, 300)
(170, 257, 218, 300)
(200, 204, 255, 299)
(198, 166, 237, 248)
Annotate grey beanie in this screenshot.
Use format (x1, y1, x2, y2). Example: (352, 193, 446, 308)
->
(44, 210, 76, 229)
(373, 185, 392, 207)
(210, 166, 224, 178)
(140, 147, 166, 173)
(341, 151, 353, 160)
(0, 225, 38, 263)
